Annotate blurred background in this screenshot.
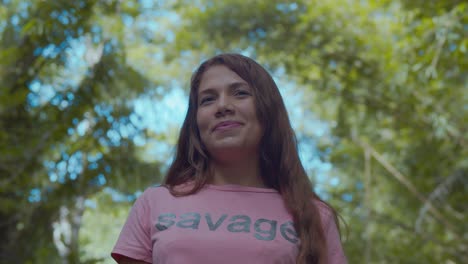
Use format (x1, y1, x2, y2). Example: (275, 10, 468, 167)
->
(0, 0, 466, 263)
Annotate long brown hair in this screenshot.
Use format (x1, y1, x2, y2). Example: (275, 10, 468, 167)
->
(164, 53, 339, 264)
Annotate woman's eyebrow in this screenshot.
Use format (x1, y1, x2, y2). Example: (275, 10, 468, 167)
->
(228, 81, 249, 90)
(199, 81, 249, 95)
(198, 88, 216, 96)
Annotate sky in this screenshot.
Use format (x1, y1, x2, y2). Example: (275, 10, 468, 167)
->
(27, 60, 338, 202)
(131, 73, 337, 195)
(24, 1, 341, 203)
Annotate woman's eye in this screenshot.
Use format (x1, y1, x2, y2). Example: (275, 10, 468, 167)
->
(235, 90, 250, 96)
(200, 97, 214, 105)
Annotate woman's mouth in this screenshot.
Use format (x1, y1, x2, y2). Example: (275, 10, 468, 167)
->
(213, 121, 242, 132)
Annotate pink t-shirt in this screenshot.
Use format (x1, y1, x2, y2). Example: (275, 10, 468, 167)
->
(111, 184, 346, 264)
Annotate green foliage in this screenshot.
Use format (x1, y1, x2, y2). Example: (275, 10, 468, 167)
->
(170, 0, 467, 262)
(1, 0, 466, 263)
(79, 191, 131, 264)
(0, 0, 165, 262)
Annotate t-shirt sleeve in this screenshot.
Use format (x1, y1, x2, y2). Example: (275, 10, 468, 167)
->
(111, 192, 153, 263)
(320, 206, 347, 264)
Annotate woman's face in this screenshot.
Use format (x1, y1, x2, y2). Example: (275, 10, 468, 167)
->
(196, 65, 262, 159)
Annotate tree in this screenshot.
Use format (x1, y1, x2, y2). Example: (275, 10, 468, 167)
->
(0, 1, 165, 262)
(169, 0, 467, 262)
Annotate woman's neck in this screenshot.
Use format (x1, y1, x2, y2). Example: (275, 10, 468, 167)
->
(207, 156, 265, 188)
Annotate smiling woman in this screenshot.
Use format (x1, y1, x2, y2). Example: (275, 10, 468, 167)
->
(196, 65, 264, 186)
(111, 53, 347, 264)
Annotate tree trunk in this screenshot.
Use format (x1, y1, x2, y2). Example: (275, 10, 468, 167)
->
(53, 196, 85, 264)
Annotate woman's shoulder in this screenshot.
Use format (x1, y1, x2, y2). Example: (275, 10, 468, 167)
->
(312, 198, 337, 224)
(138, 181, 196, 200)
(137, 184, 170, 201)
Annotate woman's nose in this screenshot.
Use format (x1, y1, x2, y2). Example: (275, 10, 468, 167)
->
(215, 94, 234, 116)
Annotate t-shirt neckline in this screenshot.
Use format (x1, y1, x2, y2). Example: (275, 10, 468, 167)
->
(205, 184, 278, 193)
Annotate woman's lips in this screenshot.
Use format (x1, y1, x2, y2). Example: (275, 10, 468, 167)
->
(213, 122, 242, 132)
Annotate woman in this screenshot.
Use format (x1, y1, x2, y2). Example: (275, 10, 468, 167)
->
(112, 53, 346, 264)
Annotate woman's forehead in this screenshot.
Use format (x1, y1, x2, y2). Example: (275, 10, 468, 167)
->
(198, 65, 249, 92)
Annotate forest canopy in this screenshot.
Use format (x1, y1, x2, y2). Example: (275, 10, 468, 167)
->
(0, 0, 466, 263)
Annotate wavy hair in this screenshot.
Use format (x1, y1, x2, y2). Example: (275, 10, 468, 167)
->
(164, 53, 339, 264)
